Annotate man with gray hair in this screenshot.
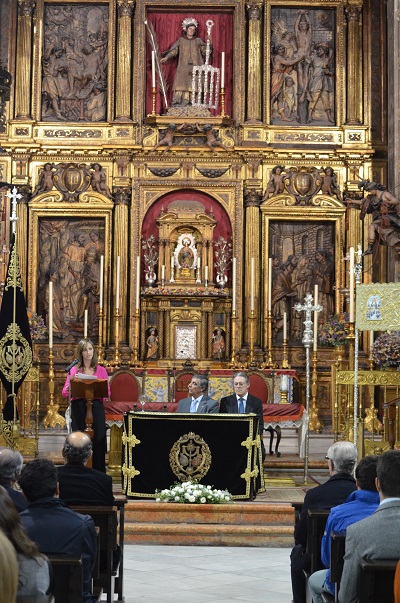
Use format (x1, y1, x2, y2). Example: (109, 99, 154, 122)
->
(290, 441, 358, 603)
(57, 431, 114, 506)
(0, 448, 27, 511)
(177, 374, 219, 413)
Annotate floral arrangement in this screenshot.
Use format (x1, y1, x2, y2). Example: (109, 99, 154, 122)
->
(371, 332, 400, 367)
(318, 313, 350, 347)
(155, 481, 233, 504)
(143, 286, 229, 297)
(27, 309, 47, 341)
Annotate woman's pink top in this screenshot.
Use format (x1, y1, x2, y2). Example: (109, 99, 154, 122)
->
(62, 365, 111, 401)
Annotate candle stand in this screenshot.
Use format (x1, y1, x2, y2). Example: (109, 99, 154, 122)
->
(130, 309, 141, 366)
(112, 309, 121, 367)
(281, 336, 290, 369)
(43, 348, 66, 429)
(309, 351, 322, 432)
(262, 312, 277, 369)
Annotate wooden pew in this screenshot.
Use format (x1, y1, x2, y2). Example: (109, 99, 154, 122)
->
(306, 509, 331, 574)
(71, 506, 119, 603)
(17, 597, 55, 603)
(46, 554, 83, 603)
(359, 559, 398, 603)
(291, 501, 303, 525)
(321, 532, 346, 603)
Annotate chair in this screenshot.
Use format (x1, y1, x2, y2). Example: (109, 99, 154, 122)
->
(46, 554, 83, 603)
(306, 509, 331, 574)
(321, 532, 346, 603)
(359, 559, 398, 603)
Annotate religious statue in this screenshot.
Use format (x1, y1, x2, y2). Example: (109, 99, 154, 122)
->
(90, 163, 112, 199)
(271, 45, 304, 122)
(317, 166, 342, 201)
(32, 163, 55, 196)
(345, 180, 400, 256)
(196, 123, 229, 153)
(307, 43, 335, 124)
(212, 328, 226, 360)
(146, 328, 159, 360)
(263, 166, 287, 200)
(178, 238, 194, 268)
(152, 123, 178, 154)
(271, 261, 296, 338)
(311, 249, 334, 324)
(160, 17, 207, 107)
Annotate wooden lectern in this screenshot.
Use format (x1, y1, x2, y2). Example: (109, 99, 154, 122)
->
(70, 377, 108, 440)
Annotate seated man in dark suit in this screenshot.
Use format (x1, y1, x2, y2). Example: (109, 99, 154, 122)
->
(58, 431, 114, 506)
(219, 371, 266, 460)
(19, 458, 98, 603)
(290, 441, 357, 603)
(0, 448, 27, 512)
(177, 374, 219, 413)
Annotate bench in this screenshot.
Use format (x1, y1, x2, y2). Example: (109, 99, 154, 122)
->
(359, 559, 398, 603)
(16, 597, 55, 603)
(46, 554, 83, 603)
(321, 532, 346, 603)
(306, 509, 331, 575)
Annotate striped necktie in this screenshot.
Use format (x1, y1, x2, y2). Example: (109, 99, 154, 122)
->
(238, 397, 245, 413)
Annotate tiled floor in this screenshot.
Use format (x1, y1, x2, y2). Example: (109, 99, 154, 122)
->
(123, 544, 293, 603)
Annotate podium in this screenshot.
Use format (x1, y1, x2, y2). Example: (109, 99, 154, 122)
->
(70, 377, 108, 440)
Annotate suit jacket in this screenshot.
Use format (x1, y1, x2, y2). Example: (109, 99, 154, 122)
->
(339, 499, 400, 603)
(294, 472, 357, 547)
(219, 394, 264, 435)
(57, 463, 114, 506)
(177, 395, 219, 414)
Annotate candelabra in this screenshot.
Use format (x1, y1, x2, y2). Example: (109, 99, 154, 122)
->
(42, 348, 66, 429)
(309, 351, 322, 432)
(130, 308, 141, 366)
(262, 311, 276, 369)
(281, 334, 290, 369)
(229, 310, 238, 367)
(246, 310, 257, 369)
(112, 309, 121, 367)
(220, 87, 228, 118)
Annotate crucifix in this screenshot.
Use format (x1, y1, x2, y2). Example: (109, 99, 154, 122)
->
(6, 186, 22, 235)
(294, 292, 323, 483)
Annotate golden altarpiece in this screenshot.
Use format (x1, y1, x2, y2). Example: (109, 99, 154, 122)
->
(0, 0, 395, 453)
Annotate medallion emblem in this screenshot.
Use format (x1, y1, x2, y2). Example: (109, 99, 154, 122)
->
(169, 431, 212, 481)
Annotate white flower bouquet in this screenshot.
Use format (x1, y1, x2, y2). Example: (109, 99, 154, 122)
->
(155, 481, 233, 504)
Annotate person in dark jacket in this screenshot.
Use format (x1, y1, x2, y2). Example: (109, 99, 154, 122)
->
(290, 441, 357, 603)
(0, 448, 27, 512)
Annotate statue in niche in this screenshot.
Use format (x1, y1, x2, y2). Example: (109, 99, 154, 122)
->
(195, 123, 230, 153)
(160, 17, 207, 108)
(311, 249, 334, 325)
(32, 163, 56, 196)
(90, 163, 112, 198)
(263, 166, 287, 200)
(212, 329, 226, 360)
(307, 43, 334, 124)
(178, 238, 194, 268)
(42, 4, 109, 122)
(317, 166, 342, 201)
(146, 328, 159, 360)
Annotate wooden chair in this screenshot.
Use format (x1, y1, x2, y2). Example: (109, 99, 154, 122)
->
(306, 509, 331, 574)
(70, 506, 118, 603)
(321, 532, 346, 603)
(291, 501, 303, 525)
(359, 559, 398, 603)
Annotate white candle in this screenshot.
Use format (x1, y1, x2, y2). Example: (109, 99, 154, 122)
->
(221, 52, 225, 89)
(205, 265, 209, 282)
(136, 256, 140, 310)
(161, 264, 165, 281)
(171, 255, 174, 269)
(268, 257, 272, 312)
(84, 309, 88, 338)
(313, 284, 318, 352)
(250, 257, 255, 311)
(283, 311, 287, 341)
(197, 256, 201, 269)
(48, 281, 53, 348)
(369, 330, 374, 349)
(281, 374, 289, 392)
(232, 257, 236, 312)
(151, 51, 156, 88)
(116, 256, 121, 311)
(349, 247, 355, 323)
(99, 255, 104, 310)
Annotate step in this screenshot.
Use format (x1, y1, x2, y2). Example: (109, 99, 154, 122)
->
(124, 501, 295, 547)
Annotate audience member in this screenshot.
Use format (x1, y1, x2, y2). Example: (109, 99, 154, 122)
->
(58, 431, 114, 506)
(0, 528, 18, 603)
(308, 455, 380, 603)
(291, 441, 357, 603)
(0, 486, 51, 596)
(0, 448, 27, 512)
(18, 458, 98, 603)
(219, 371, 266, 460)
(339, 449, 400, 602)
(177, 374, 219, 413)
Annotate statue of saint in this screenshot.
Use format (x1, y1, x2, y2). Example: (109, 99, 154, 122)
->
(212, 329, 226, 360)
(146, 328, 159, 360)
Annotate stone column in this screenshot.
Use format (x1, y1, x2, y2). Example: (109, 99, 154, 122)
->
(113, 187, 131, 343)
(15, 0, 35, 119)
(246, 3, 263, 122)
(115, 0, 135, 121)
(345, 5, 363, 124)
(244, 189, 262, 346)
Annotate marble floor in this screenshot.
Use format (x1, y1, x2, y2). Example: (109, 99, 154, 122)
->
(123, 544, 293, 603)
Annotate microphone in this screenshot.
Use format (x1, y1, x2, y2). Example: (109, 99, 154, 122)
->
(65, 358, 79, 373)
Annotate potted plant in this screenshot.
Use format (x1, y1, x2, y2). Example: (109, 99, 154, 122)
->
(318, 313, 350, 347)
(371, 332, 400, 368)
(156, 481, 233, 504)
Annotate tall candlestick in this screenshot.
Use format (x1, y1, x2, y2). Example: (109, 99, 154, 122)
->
(313, 284, 318, 352)
(48, 281, 53, 348)
(232, 257, 236, 312)
(115, 256, 120, 311)
(99, 255, 104, 310)
(205, 265, 208, 282)
(136, 256, 140, 310)
(250, 257, 255, 311)
(161, 264, 165, 281)
(283, 311, 287, 340)
(221, 52, 225, 88)
(151, 51, 156, 88)
(84, 309, 88, 338)
(349, 247, 355, 322)
(268, 257, 272, 312)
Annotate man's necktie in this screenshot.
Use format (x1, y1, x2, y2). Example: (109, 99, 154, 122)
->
(190, 398, 199, 413)
(238, 397, 245, 413)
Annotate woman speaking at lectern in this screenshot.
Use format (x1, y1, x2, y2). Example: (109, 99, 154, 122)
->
(62, 338, 110, 472)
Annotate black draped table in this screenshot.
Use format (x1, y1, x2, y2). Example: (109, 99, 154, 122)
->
(122, 412, 265, 500)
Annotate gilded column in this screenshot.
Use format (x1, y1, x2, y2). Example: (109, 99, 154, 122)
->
(246, 3, 263, 122)
(113, 188, 131, 343)
(244, 189, 262, 346)
(16, 186, 31, 288)
(15, 1, 35, 120)
(115, 0, 135, 121)
(345, 5, 363, 124)
(157, 308, 163, 360)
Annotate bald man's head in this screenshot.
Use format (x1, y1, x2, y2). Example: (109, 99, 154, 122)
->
(62, 432, 92, 465)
